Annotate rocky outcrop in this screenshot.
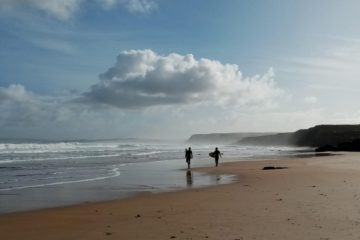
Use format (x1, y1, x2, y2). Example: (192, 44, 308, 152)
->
(239, 125, 360, 147)
(315, 139, 360, 152)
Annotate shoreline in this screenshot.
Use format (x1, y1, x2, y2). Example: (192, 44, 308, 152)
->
(0, 148, 316, 214)
(0, 158, 237, 214)
(2, 152, 360, 239)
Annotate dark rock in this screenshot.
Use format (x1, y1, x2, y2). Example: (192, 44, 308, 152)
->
(263, 166, 276, 170)
(315, 144, 337, 152)
(262, 166, 288, 170)
(316, 139, 360, 152)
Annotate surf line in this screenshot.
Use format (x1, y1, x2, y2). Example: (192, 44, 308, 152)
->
(0, 153, 127, 164)
(0, 167, 121, 191)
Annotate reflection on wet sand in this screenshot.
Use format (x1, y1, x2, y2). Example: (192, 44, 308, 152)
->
(185, 169, 236, 188)
(186, 170, 193, 187)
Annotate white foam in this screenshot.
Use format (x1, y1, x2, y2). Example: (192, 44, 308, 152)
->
(133, 151, 163, 156)
(0, 167, 121, 191)
(0, 142, 134, 154)
(0, 153, 130, 164)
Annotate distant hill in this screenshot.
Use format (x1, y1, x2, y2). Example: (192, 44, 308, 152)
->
(187, 132, 275, 144)
(239, 124, 360, 147)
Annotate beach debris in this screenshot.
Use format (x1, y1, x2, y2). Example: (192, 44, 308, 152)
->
(276, 198, 283, 201)
(135, 214, 141, 218)
(170, 235, 176, 238)
(262, 166, 288, 170)
(104, 232, 112, 235)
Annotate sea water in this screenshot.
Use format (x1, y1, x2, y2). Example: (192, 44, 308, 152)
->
(0, 139, 310, 213)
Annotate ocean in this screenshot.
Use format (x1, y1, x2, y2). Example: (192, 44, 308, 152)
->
(0, 139, 310, 213)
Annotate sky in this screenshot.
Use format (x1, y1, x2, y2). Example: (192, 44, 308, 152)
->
(1, 0, 360, 140)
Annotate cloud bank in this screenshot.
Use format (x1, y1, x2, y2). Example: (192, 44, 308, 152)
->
(81, 49, 283, 109)
(0, 0, 157, 20)
(0, 50, 285, 139)
(0, 84, 70, 126)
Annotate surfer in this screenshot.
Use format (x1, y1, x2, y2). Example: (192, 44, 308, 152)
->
(213, 147, 221, 167)
(185, 147, 193, 169)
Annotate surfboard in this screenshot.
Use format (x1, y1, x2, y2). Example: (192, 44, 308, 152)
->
(209, 152, 215, 158)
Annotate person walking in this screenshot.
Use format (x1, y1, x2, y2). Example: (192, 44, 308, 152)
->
(185, 147, 193, 169)
(213, 147, 221, 167)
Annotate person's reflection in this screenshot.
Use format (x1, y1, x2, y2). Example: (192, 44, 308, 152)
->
(186, 170, 193, 187)
(210, 173, 221, 184)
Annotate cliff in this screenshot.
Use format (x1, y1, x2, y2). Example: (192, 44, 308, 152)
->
(187, 132, 274, 144)
(315, 139, 360, 152)
(239, 125, 360, 147)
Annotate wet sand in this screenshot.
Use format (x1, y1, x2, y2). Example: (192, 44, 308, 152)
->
(2, 152, 360, 239)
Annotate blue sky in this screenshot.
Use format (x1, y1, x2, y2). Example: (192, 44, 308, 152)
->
(1, 0, 360, 140)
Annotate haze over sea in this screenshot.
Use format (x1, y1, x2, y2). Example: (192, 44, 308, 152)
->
(0, 138, 309, 213)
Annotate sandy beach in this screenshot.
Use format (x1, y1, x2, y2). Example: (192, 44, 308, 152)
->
(2, 152, 360, 240)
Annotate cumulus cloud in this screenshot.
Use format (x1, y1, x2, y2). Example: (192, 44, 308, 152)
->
(0, 84, 134, 139)
(0, 84, 74, 127)
(0, 84, 32, 102)
(0, 51, 284, 139)
(80, 49, 283, 109)
(0, 0, 157, 20)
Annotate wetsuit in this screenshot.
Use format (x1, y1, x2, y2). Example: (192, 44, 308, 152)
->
(185, 150, 193, 168)
(214, 149, 221, 167)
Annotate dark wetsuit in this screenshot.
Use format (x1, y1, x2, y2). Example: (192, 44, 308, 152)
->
(214, 149, 221, 167)
(185, 149, 193, 169)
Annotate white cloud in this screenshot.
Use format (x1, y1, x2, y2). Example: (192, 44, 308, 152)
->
(0, 84, 123, 139)
(0, 0, 157, 20)
(124, 0, 156, 13)
(304, 96, 318, 104)
(95, 0, 156, 12)
(0, 84, 177, 140)
(0, 84, 31, 102)
(0, 83, 357, 140)
(0, 84, 70, 126)
(280, 43, 360, 88)
(0, 0, 82, 20)
(80, 49, 283, 109)
(28, 37, 77, 54)
(97, 0, 118, 9)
